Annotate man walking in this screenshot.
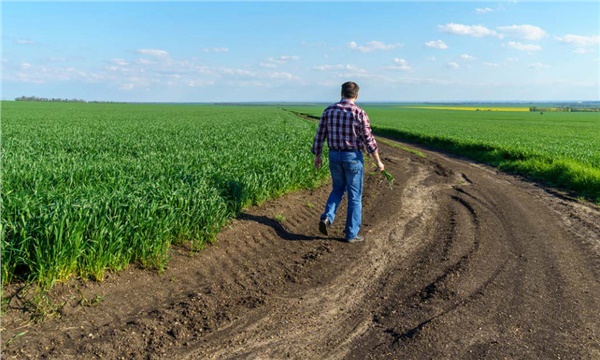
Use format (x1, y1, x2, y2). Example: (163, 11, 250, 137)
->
(311, 81, 385, 243)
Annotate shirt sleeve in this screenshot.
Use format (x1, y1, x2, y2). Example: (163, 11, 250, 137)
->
(360, 111, 378, 154)
(311, 113, 328, 156)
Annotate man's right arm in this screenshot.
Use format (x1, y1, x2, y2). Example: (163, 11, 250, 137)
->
(312, 113, 328, 169)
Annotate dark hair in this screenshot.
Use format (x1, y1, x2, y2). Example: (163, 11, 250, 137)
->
(341, 81, 359, 99)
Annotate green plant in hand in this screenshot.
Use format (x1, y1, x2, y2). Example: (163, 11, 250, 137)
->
(381, 170, 394, 190)
(370, 163, 394, 190)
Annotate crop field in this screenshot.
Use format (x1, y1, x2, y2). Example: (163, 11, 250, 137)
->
(399, 105, 530, 112)
(1, 102, 328, 287)
(287, 104, 600, 204)
(3, 102, 599, 289)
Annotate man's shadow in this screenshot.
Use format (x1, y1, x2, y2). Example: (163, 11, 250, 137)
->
(239, 213, 343, 242)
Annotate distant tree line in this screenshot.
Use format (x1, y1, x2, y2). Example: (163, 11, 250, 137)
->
(529, 106, 600, 112)
(14, 96, 126, 104)
(15, 96, 87, 103)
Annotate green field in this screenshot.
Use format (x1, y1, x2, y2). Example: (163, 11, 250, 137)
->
(288, 104, 600, 204)
(1, 102, 328, 287)
(3, 101, 600, 289)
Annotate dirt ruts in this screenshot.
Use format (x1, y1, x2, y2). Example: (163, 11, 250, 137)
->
(2, 139, 599, 359)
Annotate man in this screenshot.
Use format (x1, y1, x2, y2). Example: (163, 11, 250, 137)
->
(311, 81, 385, 243)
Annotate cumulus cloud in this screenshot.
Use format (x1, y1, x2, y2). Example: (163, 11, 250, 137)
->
(348, 41, 401, 53)
(15, 39, 35, 45)
(505, 41, 542, 52)
(382, 58, 411, 71)
(447, 62, 460, 69)
(483, 62, 500, 67)
(260, 55, 300, 68)
(476, 8, 493, 14)
(6, 62, 105, 85)
(439, 23, 501, 38)
(203, 47, 229, 53)
(187, 79, 215, 87)
(498, 25, 547, 40)
(313, 64, 367, 73)
(267, 72, 297, 80)
(528, 62, 550, 69)
(111, 59, 129, 66)
(555, 34, 599, 47)
(136, 49, 169, 57)
(425, 40, 448, 49)
(217, 67, 256, 77)
(460, 54, 476, 61)
(574, 48, 595, 54)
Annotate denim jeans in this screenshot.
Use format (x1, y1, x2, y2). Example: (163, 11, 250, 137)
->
(321, 150, 364, 240)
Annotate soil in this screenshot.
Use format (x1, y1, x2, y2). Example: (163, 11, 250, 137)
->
(2, 139, 600, 360)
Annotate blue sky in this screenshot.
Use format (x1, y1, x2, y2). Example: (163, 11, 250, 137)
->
(2, 1, 599, 102)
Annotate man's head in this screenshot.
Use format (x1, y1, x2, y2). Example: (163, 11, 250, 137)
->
(341, 81, 359, 100)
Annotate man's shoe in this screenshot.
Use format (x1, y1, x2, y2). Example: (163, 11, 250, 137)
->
(345, 235, 364, 243)
(319, 218, 330, 236)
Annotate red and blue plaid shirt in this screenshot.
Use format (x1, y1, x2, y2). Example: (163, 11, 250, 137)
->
(311, 98, 378, 156)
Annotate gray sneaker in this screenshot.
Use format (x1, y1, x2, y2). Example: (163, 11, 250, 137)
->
(345, 235, 364, 243)
(319, 218, 330, 236)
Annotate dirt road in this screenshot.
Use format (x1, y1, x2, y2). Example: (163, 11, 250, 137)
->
(2, 139, 599, 359)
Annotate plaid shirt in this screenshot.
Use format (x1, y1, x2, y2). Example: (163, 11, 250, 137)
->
(311, 98, 378, 156)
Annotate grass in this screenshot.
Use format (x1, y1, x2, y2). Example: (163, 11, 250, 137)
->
(1, 101, 330, 288)
(400, 105, 530, 112)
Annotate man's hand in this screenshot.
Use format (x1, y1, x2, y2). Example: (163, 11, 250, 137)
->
(371, 150, 384, 172)
(314, 155, 322, 170)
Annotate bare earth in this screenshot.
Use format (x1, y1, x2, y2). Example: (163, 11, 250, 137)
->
(2, 139, 600, 359)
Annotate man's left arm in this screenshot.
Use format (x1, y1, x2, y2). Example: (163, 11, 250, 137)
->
(361, 112, 384, 172)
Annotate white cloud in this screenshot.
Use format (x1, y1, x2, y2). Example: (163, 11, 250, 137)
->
(382, 58, 411, 71)
(15, 39, 35, 45)
(505, 41, 542, 52)
(203, 47, 229, 53)
(187, 80, 215, 87)
(136, 49, 169, 57)
(217, 67, 256, 77)
(476, 8, 493, 14)
(260, 55, 300, 68)
(267, 72, 297, 80)
(574, 48, 595, 54)
(111, 59, 129, 66)
(498, 25, 547, 40)
(483, 62, 500, 67)
(439, 23, 502, 38)
(313, 64, 367, 73)
(555, 34, 599, 47)
(6, 62, 105, 85)
(528, 62, 550, 69)
(447, 62, 460, 69)
(348, 40, 401, 53)
(460, 54, 476, 61)
(425, 40, 448, 49)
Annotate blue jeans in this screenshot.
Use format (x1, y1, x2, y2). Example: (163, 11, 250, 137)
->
(321, 150, 364, 240)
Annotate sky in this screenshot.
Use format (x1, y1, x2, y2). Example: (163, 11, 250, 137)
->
(2, 1, 599, 103)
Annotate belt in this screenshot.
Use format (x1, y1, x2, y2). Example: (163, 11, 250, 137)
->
(330, 148, 358, 152)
